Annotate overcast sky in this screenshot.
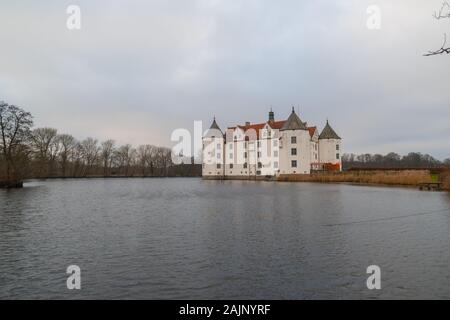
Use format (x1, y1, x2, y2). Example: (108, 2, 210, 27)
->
(1, 0, 449, 159)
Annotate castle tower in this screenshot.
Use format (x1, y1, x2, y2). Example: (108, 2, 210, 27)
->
(279, 107, 312, 174)
(202, 117, 225, 177)
(318, 120, 342, 171)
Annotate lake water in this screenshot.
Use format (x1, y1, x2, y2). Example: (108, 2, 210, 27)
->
(1, 178, 450, 299)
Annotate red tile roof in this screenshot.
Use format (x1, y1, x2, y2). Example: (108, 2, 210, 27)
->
(227, 121, 316, 140)
(307, 126, 317, 138)
(268, 120, 286, 129)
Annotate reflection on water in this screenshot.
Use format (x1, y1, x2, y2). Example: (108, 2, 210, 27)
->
(1, 178, 450, 299)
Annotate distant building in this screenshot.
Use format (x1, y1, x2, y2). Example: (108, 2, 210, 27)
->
(202, 109, 342, 178)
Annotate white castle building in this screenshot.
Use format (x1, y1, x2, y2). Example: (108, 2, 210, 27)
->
(202, 109, 342, 178)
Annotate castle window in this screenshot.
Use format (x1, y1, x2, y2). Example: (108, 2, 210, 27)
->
(229, 164, 233, 169)
(291, 136, 297, 144)
(336, 144, 339, 151)
(336, 153, 340, 160)
(244, 152, 247, 158)
(229, 153, 233, 159)
(315, 154, 318, 160)
(257, 151, 261, 157)
(258, 162, 262, 168)
(274, 161, 279, 169)
(229, 144, 233, 150)
(257, 141, 261, 148)
(217, 153, 221, 159)
(217, 164, 221, 169)
(291, 148, 297, 156)
(273, 150, 278, 157)
(291, 160, 297, 168)
(273, 140, 278, 147)
(217, 143, 221, 149)
(243, 163, 248, 169)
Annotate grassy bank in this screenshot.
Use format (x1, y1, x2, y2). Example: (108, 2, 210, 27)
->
(278, 170, 435, 187)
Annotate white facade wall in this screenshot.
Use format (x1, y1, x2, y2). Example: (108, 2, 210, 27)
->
(318, 138, 342, 168)
(279, 129, 311, 175)
(202, 136, 225, 177)
(223, 127, 281, 177)
(310, 130, 319, 170)
(257, 138, 279, 176)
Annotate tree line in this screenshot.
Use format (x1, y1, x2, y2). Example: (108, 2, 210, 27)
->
(1, 101, 200, 185)
(342, 152, 450, 170)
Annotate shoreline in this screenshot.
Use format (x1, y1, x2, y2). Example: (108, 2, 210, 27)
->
(203, 169, 450, 191)
(202, 178, 444, 191)
(16, 176, 442, 191)
(3, 171, 448, 192)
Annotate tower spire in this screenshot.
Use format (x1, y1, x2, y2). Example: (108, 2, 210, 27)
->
(268, 107, 275, 122)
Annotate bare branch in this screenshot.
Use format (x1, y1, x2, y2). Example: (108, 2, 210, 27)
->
(433, 1, 450, 19)
(424, 33, 450, 56)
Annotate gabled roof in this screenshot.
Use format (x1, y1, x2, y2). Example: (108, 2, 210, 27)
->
(319, 120, 341, 140)
(268, 120, 285, 130)
(307, 126, 317, 138)
(280, 108, 307, 131)
(227, 120, 286, 140)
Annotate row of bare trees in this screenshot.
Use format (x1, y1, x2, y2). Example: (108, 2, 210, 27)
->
(26, 128, 175, 178)
(342, 152, 450, 170)
(1, 101, 199, 185)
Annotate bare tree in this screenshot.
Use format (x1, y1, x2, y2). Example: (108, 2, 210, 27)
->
(137, 144, 156, 176)
(0, 101, 33, 184)
(30, 127, 58, 177)
(80, 137, 100, 176)
(155, 147, 173, 176)
(444, 158, 450, 167)
(57, 134, 77, 177)
(115, 144, 136, 176)
(100, 139, 115, 176)
(72, 142, 85, 177)
(425, 1, 450, 56)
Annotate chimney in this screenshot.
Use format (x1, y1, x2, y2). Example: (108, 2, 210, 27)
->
(245, 121, 250, 126)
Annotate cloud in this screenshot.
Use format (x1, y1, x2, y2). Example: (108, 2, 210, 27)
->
(0, 0, 449, 159)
